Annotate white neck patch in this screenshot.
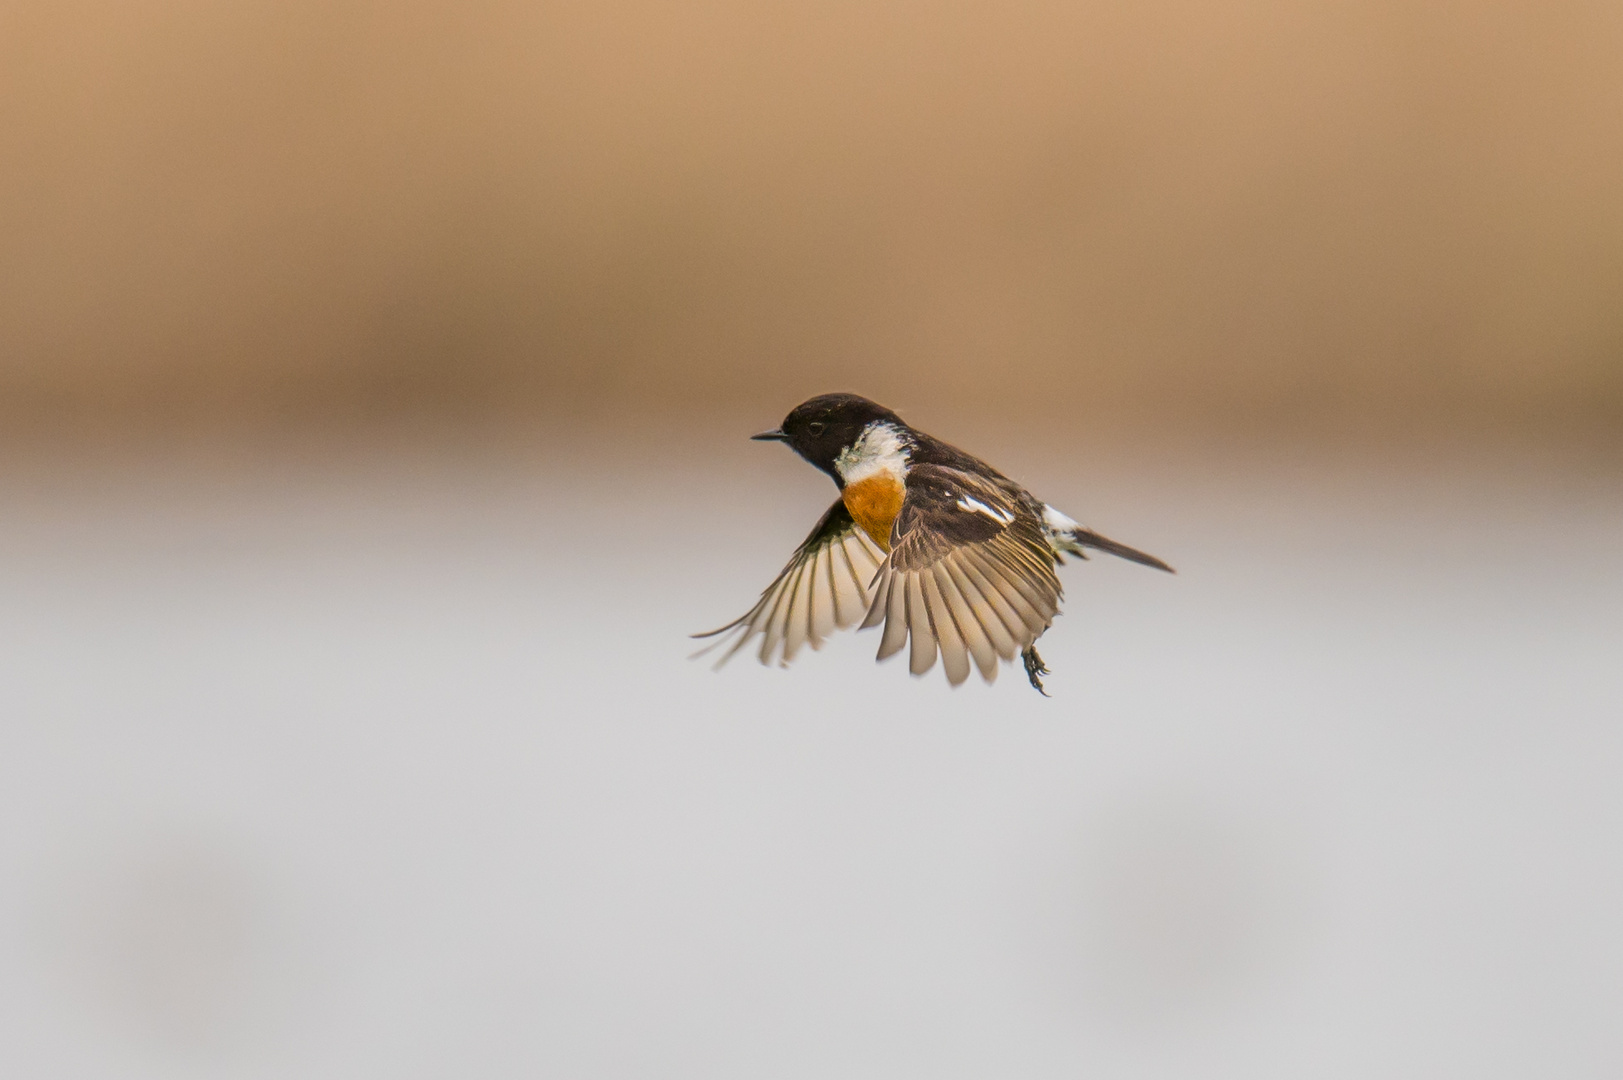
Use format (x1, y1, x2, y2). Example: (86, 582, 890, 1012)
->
(835, 422, 910, 484)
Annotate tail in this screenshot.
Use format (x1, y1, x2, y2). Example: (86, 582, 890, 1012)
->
(1057, 528, 1174, 572)
(1044, 506, 1175, 573)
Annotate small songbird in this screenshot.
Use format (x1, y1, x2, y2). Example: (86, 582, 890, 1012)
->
(693, 393, 1172, 693)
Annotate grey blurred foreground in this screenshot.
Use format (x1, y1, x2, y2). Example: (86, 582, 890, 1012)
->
(0, 439, 1618, 1078)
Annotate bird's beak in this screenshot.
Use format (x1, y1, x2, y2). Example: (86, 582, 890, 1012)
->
(750, 428, 788, 442)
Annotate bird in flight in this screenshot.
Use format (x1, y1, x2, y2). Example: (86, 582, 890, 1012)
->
(693, 393, 1172, 693)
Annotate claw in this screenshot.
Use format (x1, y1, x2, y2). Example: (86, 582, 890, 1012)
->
(1021, 645, 1051, 696)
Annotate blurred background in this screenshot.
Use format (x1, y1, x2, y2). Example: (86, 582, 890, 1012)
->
(2, 1, 1620, 1077)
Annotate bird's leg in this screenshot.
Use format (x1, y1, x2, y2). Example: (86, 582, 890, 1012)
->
(1021, 645, 1051, 696)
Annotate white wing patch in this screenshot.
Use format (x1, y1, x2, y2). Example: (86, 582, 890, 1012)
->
(957, 495, 1014, 525)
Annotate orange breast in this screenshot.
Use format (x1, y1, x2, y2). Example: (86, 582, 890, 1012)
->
(843, 474, 905, 552)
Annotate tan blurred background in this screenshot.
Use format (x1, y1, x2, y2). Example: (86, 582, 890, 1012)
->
(6, 0, 1622, 444)
(4, 7, 1622, 1079)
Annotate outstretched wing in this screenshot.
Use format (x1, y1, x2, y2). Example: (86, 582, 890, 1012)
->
(860, 465, 1061, 686)
(693, 500, 887, 668)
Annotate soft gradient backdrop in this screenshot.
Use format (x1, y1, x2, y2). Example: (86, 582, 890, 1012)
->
(5, 0, 1623, 437)
(2, 3, 1620, 1078)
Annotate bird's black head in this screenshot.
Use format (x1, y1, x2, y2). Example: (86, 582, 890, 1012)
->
(752, 393, 905, 483)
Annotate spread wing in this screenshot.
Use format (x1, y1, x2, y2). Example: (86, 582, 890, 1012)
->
(692, 500, 886, 668)
(860, 465, 1061, 686)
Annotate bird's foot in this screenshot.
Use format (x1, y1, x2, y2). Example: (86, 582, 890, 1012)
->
(1021, 646, 1051, 696)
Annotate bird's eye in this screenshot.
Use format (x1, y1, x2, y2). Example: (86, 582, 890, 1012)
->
(807, 421, 825, 436)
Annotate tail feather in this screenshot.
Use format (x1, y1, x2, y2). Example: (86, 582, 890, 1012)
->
(1052, 527, 1175, 574)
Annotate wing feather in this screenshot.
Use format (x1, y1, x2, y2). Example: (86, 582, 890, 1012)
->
(831, 535, 883, 616)
(878, 568, 909, 659)
(905, 572, 937, 676)
(810, 545, 836, 644)
(782, 547, 817, 662)
(975, 545, 1056, 625)
(758, 562, 795, 664)
(866, 464, 1064, 685)
(963, 548, 1047, 638)
(692, 500, 880, 669)
(860, 565, 889, 631)
(934, 563, 995, 682)
(944, 557, 1018, 662)
(922, 567, 971, 685)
